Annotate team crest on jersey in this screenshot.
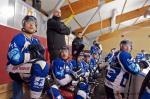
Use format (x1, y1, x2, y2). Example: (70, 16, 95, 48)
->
(8, 48, 20, 59)
(9, 42, 17, 48)
(127, 58, 132, 64)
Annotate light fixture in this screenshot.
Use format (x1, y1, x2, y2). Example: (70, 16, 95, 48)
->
(144, 8, 150, 19)
(111, 8, 117, 32)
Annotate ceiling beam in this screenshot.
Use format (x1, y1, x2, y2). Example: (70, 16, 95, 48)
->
(74, 5, 150, 35)
(60, 0, 113, 19)
(98, 20, 150, 41)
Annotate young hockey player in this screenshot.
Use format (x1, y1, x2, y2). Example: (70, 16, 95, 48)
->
(105, 48, 118, 64)
(90, 40, 102, 56)
(48, 46, 89, 99)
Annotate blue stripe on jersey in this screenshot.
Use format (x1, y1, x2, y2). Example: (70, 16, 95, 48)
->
(106, 66, 121, 82)
(7, 33, 40, 65)
(119, 51, 140, 74)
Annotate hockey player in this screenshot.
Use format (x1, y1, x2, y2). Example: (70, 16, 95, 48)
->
(48, 46, 89, 99)
(71, 52, 86, 76)
(90, 52, 101, 79)
(52, 46, 73, 86)
(105, 48, 118, 74)
(105, 40, 141, 99)
(90, 51, 99, 72)
(136, 50, 146, 63)
(105, 48, 118, 64)
(83, 53, 91, 75)
(90, 40, 102, 56)
(7, 15, 49, 99)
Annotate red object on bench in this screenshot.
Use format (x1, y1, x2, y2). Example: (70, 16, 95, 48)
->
(60, 88, 74, 99)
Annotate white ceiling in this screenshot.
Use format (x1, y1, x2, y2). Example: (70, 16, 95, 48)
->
(67, 0, 150, 29)
(41, 0, 79, 13)
(41, 0, 60, 13)
(40, 0, 150, 40)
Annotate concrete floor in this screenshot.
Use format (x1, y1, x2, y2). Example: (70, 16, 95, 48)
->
(92, 70, 107, 99)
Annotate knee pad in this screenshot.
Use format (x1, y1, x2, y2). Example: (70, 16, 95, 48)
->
(32, 60, 49, 77)
(47, 85, 63, 99)
(76, 90, 87, 99)
(76, 82, 89, 99)
(78, 82, 89, 92)
(35, 60, 48, 70)
(30, 60, 49, 98)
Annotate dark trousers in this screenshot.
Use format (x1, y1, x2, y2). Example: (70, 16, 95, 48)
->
(49, 49, 60, 63)
(48, 49, 60, 81)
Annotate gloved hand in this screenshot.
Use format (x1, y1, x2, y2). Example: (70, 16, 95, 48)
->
(70, 67, 84, 80)
(138, 60, 150, 70)
(93, 67, 97, 71)
(95, 43, 100, 49)
(71, 70, 79, 80)
(85, 72, 90, 77)
(79, 76, 85, 82)
(28, 44, 45, 60)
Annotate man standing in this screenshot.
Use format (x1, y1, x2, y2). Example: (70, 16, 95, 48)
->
(90, 40, 102, 60)
(46, 9, 70, 63)
(72, 32, 84, 60)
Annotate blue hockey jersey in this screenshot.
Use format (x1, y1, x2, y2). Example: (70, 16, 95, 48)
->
(89, 58, 97, 72)
(82, 61, 90, 73)
(105, 53, 114, 64)
(7, 33, 40, 65)
(105, 51, 141, 92)
(71, 60, 87, 75)
(90, 45, 101, 55)
(52, 58, 74, 79)
(136, 53, 146, 62)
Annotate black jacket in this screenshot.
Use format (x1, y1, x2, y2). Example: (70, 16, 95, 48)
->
(46, 16, 70, 51)
(72, 37, 84, 47)
(72, 37, 84, 58)
(139, 71, 150, 99)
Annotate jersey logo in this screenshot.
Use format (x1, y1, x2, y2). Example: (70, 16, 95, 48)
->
(33, 77, 45, 89)
(9, 42, 17, 49)
(7, 63, 32, 73)
(8, 48, 20, 59)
